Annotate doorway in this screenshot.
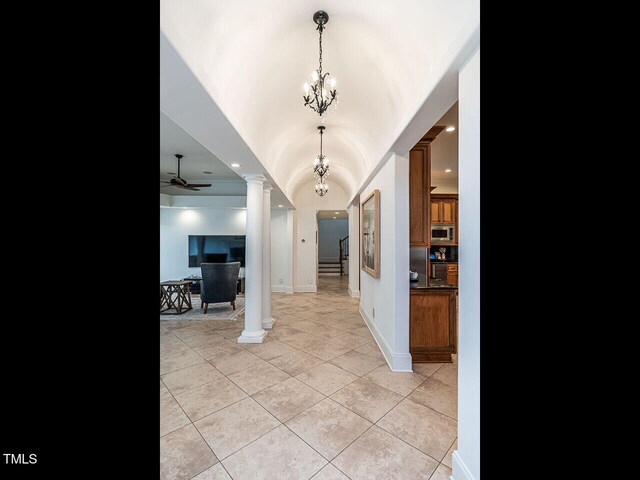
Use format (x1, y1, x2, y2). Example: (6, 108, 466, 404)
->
(316, 210, 349, 292)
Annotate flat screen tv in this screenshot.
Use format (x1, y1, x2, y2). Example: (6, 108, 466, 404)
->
(188, 235, 246, 267)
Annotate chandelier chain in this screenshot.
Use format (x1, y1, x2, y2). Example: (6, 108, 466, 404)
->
(318, 26, 323, 76)
(303, 11, 337, 117)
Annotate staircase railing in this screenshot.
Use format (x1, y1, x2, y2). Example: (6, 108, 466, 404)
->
(339, 235, 349, 276)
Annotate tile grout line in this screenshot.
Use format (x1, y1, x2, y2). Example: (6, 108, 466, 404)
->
(365, 365, 457, 465)
(162, 281, 454, 479)
(216, 301, 369, 476)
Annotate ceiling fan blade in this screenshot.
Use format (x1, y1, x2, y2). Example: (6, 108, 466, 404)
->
(160, 181, 172, 184)
(186, 183, 212, 188)
(174, 177, 187, 186)
(160, 185, 174, 188)
(184, 187, 201, 191)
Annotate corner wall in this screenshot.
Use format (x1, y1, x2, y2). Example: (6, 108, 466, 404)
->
(271, 209, 294, 293)
(292, 180, 349, 293)
(358, 153, 411, 371)
(452, 47, 480, 480)
(348, 203, 360, 298)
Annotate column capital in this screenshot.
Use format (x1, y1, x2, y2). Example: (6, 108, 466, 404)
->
(263, 183, 273, 193)
(243, 174, 267, 185)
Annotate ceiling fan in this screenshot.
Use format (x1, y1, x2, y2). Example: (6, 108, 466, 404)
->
(160, 154, 212, 191)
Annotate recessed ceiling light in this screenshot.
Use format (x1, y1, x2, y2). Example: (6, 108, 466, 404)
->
(332, 216, 337, 219)
(446, 126, 455, 132)
(167, 171, 176, 175)
(445, 169, 452, 173)
(334, 211, 339, 214)
(203, 171, 213, 174)
(278, 204, 283, 208)
(231, 163, 241, 168)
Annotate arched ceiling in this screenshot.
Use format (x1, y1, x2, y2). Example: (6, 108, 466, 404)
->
(160, 0, 478, 201)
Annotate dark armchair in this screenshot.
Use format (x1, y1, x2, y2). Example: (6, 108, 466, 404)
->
(200, 262, 241, 313)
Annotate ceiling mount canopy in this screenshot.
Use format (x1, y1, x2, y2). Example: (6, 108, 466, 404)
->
(313, 10, 329, 30)
(303, 10, 338, 118)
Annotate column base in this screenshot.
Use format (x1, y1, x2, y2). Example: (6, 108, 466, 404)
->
(237, 329, 268, 344)
(262, 317, 276, 329)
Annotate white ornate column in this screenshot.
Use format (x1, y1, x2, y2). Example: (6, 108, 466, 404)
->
(238, 175, 267, 343)
(262, 184, 275, 329)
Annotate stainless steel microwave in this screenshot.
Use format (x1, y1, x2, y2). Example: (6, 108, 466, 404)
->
(431, 224, 455, 244)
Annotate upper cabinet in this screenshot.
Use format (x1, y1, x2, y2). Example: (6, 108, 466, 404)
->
(409, 126, 446, 248)
(409, 143, 430, 247)
(431, 198, 456, 224)
(431, 194, 458, 245)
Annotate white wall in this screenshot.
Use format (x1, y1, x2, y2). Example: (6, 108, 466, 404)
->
(160, 208, 246, 281)
(453, 47, 480, 480)
(271, 209, 294, 293)
(358, 153, 411, 372)
(318, 219, 349, 262)
(160, 206, 292, 294)
(292, 180, 349, 293)
(160, 193, 172, 206)
(348, 203, 360, 298)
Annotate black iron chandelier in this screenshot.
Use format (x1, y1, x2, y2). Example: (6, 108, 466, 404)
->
(313, 125, 330, 196)
(303, 11, 338, 118)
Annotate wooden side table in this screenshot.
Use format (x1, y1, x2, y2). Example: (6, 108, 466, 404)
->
(160, 280, 193, 315)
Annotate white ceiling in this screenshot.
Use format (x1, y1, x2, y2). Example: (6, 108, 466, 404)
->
(317, 209, 348, 220)
(160, 112, 247, 196)
(431, 102, 458, 191)
(160, 0, 479, 202)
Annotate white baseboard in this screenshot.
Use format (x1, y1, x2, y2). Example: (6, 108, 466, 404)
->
(294, 285, 317, 293)
(271, 285, 294, 294)
(452, 451, 476, 480)
(359, 305, 412, 372)
(348, 286, 360, 298)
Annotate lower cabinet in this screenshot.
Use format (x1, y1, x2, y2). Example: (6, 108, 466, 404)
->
(410, 289, 457, 362)
(446, 264, 458, 286)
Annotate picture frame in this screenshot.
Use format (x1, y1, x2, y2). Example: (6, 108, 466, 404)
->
(361, 189, 380, 278)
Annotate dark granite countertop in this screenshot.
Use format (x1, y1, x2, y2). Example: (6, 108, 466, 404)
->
(410, 273, 458, 290)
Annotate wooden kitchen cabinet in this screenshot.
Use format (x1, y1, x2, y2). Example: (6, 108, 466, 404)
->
(431, 198, 456, 224)
(410, 288, 457, 362)
(431, 194, 458, 245)
(446, 263, 458, 286)
(409, 143, 430, 247)
(409, 126, 447, 248)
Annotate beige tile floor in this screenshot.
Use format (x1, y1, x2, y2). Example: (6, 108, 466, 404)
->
(160, 276, 457, 480)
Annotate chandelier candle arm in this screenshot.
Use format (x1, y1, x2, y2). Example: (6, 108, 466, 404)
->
(302, 11, 338, 117)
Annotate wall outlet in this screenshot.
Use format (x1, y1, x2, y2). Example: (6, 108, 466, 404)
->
(373, 308, 375, 318)
(308, 278, 312, 284)
(279, 278, 283, 284)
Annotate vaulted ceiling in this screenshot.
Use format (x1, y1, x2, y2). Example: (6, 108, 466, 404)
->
(160, 0, 479, 203)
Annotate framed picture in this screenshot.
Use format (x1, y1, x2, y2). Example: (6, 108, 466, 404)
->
(361, 189, 380, 278)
